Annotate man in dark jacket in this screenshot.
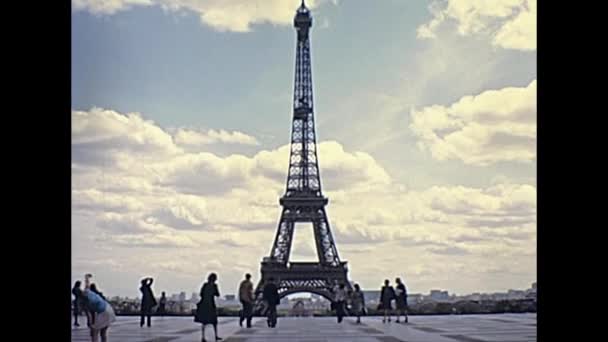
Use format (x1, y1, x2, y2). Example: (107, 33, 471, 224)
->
(263, 277, 280, 328)
(139, 277, 157, 327)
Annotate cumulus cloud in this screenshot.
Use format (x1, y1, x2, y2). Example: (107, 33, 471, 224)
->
(174, 128, 259, 147)
(409, 80, 536, 166)
(72, 107, 536, 295)
(72, 0, 153, 15)
(73, 0, 335, 32)
(417, 0, 536, 51)
(72, 107, 181, 167)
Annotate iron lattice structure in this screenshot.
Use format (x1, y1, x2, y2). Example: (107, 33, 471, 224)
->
(253, 1, 351, 314)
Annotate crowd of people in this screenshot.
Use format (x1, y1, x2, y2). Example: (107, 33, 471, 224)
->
(72, 273, 409, 342)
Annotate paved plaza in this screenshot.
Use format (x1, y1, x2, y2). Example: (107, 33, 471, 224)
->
(71, 313, 536, 342)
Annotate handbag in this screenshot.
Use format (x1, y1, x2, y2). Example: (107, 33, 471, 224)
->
(193, 301, 203, 322)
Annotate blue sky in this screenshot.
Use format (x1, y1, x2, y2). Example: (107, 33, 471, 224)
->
(72, 0, 536, 298)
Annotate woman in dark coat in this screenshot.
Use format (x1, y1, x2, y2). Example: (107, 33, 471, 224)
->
(195, 273, 222, 341)
(350, 283, 366, 324)
(395, 277, 408, 323)
(380, 279, 396, 323)
(72, 281, 82, 326)
(140, 277, 157, 327)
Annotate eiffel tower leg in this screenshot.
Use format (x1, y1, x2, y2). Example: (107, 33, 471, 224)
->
(270, 209, 295, 264)
(312, 208, 340, 267)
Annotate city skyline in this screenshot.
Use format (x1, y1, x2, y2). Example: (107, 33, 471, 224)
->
(72, 0, 537, 299)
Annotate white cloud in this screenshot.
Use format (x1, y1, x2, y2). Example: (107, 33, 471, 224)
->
(409, 80, 536, 166)
(73, 0, 335, 32)
(72, 107, 536, 295)
(174, 128, 259, 147)
(73, 0, 153, 15)
(417, 0, 536, 51)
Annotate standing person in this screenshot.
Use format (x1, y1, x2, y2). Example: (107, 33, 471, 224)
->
(157, 292, 167, 317)
(238, 273, 254, 328)
(333, 283, 347, 323)
(395, 277, 409, 323)
(195, 273, 222, 341)
(81, 274, 116, 342)
(350, 283, 366, 324)
(90, 283, 106, 301)
(380, 279, 396, 323)
(139, 277, 157, 327)
(262, 277, 280, 328)
(72, 281, 82, 326)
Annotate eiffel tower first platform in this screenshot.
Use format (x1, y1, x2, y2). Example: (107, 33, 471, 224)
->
(253, 1, 352, 313)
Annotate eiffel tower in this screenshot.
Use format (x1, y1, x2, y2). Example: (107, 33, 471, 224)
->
(253, 0, 351, 313)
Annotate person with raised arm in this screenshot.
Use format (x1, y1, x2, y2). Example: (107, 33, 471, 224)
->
(139, 277, 157, 327)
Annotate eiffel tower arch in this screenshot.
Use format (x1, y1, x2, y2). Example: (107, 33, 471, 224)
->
(253, 0, 352, 314)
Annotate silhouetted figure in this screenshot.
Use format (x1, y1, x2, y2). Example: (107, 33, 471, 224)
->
(351, 283, 366, 324)
(195, 273, 222, 341)
(81, 274, 116, 342)
(139, 277, 157, 327)
(380, 279, 396, 323)
(157, 292, 167, 317)
(263, 277, 280, 328)
(90, 283, 106, 301)
(334, 283, 347, 323)
(72, 281, 82, 326)
(238, 273, 254, 328)
(395, 277, 408, 323)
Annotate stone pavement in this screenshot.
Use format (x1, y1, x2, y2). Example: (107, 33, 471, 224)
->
(71, 313, 536, 342)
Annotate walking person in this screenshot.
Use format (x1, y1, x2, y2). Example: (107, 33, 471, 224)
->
(72, 280, 83, 326)
(395, 277, 409, 323)
(263, 277, 280, 328)
(238, 273, 254, 328)
(139, 277, 157, 327)
(81, 274, 116, 342)
(194, 273, 222, 341)
(380, 279, 396, 323)
(350, 283, 366, 324)
(157, 292, 167, 317)
(333, 283, 347, 323)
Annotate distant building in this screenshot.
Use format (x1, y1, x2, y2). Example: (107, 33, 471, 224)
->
(362, 291, 381, 306)
(407, 293, 424, 305)
(507, 290, 526, 300)
(429, 290, 450, 302)
(225, 294, 236, 301)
